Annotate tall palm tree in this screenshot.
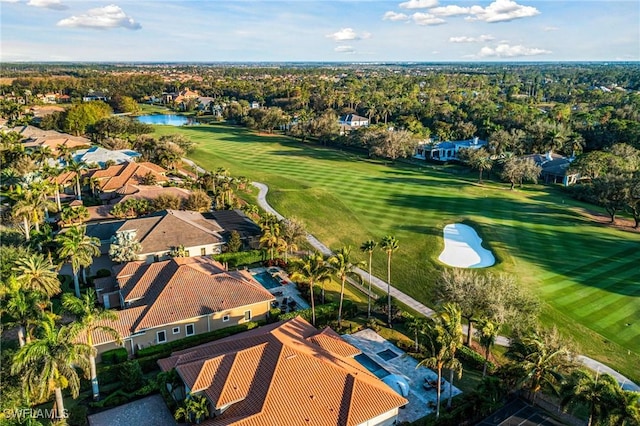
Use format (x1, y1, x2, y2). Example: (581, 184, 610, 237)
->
(259, 222, 281, 261)
(2, 275, 46, 347)
(12, 253, 61, 298)
(55, 225, 101, 297)
(506, 328, 573, 402)
(439, 303, 463, 409)
(560, 370, 620, 426)
(65, 160, 85, 201)
(380, 235, 399, 326)
(290, 252, 331, 326)
(359, 240, 377, 318)
(476, 318, 499, 378)
(417, 323, 448, 419)
(62, 289, 121, 400)
(328, 246, 364, 328)
(11, 320, 93, 420)
(405, 314, 427, 352)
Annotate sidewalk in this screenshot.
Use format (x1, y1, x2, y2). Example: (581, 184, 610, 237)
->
(251, 181, 639, 392)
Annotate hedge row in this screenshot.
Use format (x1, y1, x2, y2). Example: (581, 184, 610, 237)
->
(458, 345, 496, 372)
(101, 347, 128, 365)
(135, 321, 260, 359)
(278, 302, 339, 323)
(213, 250, 264, 268)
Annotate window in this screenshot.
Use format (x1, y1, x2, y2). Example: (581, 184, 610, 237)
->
(172, 327, 180, 335)
(157, 330, 167, 343)
(201, 247, 206, 256)
(185, 324, 195, 336)
(222, 314, 230, 322)
(244, 310, 252, 321)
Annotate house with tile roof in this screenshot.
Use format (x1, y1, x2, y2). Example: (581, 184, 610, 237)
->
(89, 256, 274, 357)
(72, 146, 141, 167)
(2, 124, 91, 153)
(158, 316, 408, 426)
(414, 137, 488, 162)
(86, 161, 168, 193)
(111, 209, 225, 262)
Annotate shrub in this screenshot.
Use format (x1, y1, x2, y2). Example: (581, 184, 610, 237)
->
(214, 250, 263, 268)
(119, 360, 144, 392)
(279, 302, 338, 324)
(67, 405, 88, 426)
(458, 345, 496, 372)
(268, 308, 281, 323)
(95, 364, 121, 387)
(101, 347, 128, 365)
(95, 268, 111, 278)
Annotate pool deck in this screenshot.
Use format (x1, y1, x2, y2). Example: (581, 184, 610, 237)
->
(249, 267, 310, 311)
(342, 328, 462, 424)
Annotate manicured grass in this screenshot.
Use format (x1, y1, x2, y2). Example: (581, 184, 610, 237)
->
(152, 124, 640, 381)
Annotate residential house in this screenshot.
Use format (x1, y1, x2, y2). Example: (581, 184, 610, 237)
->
(4, 124, 90, 153)
(82, 91, 109, 102)
(250, 101, 260, 109)
(157, 316, 408, 426)
(339, 114, 370, 136)
(86, 161, 168, 195)
(89, 256, 274, 357)
(163, 88, 200, 105)
(72, 146, 141, 168)
(110, 209, 225, 263)
(414, 137, 488, 162)
(522, 152, 579, 186)
(207, 210, 262, 250)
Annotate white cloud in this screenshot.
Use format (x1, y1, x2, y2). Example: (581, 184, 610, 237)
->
(326, 28, 370, 41)
(429, 5, 471, 17)
(57, 4, 141, 30)
(467, 0, 540, 23)
(335, 45, 355, 53)
(27, 0, 68, 10)
(543, 26, 559, 31)
(383, 11, 410, 21)
(477, 43, 551, 57)
(449, 34, 495, 43)
(399, 0, 438, 9)
(412, 12, 446, 25)
(0, 0, 20, 3)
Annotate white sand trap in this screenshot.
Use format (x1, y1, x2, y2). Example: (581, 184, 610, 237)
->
(438, 223, 495, 268)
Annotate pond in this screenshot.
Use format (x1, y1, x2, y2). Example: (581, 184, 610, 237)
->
(136, 114, 198, 126)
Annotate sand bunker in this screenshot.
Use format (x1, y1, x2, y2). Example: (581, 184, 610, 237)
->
(438, 223, 495, 268)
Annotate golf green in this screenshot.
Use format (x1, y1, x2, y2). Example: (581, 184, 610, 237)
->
(154, 124, 640, 380)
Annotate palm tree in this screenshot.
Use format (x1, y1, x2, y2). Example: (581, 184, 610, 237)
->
(417, 323, 448, 419)
(2, 275, 46, 347)
(328, 246, 364, 328)
(175, 394, 210, 424)
(12, 253, 61, 298)
(476, 318, 499, 378)
(259, 222, 281, 261)
(290, 252, 331, 326)
(506, 328, 573, 402)
(405, 314, 427, 352)
(380, 235, 399, 326)
(560, 370, 621, 426)
(62, 289, 121, 400)
(439, 303, 463, 409)
(65, 160, 85, 201)
(359, 240, 377, 318)
(11, 321, 94, 420)
(55, 225, 101, 297)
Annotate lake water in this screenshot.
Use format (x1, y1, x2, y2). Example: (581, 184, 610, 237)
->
(136, 114, 198, 126)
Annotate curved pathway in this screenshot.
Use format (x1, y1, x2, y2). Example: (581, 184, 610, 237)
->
(252, 181, 640, 392)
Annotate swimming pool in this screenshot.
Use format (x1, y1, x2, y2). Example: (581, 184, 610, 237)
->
(355, 353, 390, 379)
(252, 272, 282, 290)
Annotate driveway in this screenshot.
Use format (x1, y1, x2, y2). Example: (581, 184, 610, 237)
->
(88, 395, 176, 426)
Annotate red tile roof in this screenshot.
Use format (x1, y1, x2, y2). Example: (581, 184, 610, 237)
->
(88, 162, 168, 192)
(158, 317, 408, 426)
(107, 257, 274, 334)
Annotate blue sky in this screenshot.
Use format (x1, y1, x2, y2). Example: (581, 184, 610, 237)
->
(1, 0, 638, 62)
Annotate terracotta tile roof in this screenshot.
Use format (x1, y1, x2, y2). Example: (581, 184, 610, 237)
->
(114, 210, 223, 255)
(307, 327, 362, 358)
(113, 257, 274, 333)
(88, 162, 168, 192)
(118, 185, 191, 204)
(159, 317, 407, 426)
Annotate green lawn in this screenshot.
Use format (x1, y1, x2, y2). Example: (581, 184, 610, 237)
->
(153, 123, 640, 382)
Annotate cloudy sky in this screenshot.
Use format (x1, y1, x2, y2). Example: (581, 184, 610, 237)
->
(1, 0, 638, 62)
